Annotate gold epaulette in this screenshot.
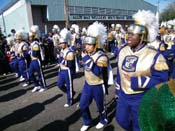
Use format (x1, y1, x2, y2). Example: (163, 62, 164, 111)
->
(159, 46, 165, 51)
(32, 44, 39, 51)
(154, 62, 169, 71)
(96, 56, 108, 67)
(154, 54, 169, 71)
(23, 45, 28, 51)
(66, 52, 74, 60)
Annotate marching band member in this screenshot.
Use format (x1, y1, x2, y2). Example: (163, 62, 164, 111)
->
(57, 28, 76, 107)
(162, 22, 175, 77)
(28, 25, 47, 92)
(115, 10, 169, 131)
(80, 21, 109, 131)
(52, 24, 60, 60)
(9, 36, 20, 77)
(115, 24, 126, 49)
(163, 22, 175, 50)
(15, 30, 30, 86)
(107, 32, 116, 56)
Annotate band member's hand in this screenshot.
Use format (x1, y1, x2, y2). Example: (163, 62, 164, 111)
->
(123, 73, 130, 81)
(81, 51, 87, 57)
(55, 64, 60, 68)
(57, 54, 60, 58)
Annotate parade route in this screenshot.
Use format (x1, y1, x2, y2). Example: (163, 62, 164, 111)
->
(0, 55, 125, 131)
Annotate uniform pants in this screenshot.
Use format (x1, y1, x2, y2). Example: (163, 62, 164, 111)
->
(57, 69, 73, 105)
(116, 93, 143, 131)
(29, 59, 46, 89)
(10, 57, 19, 75)
(80, 82, 107, 125)
(18, 58, 28, 82)
(109, 43, 115, 53)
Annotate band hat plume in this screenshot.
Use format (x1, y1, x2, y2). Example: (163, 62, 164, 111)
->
(166, 19, 175, 29)
(71, 24, 80, 34)
(82, 27, 87, 32)
(111, 23, 115, 29)
(15, 30, 23, 40)
(52, 24, 60, 33)
(83, 21, 107, 48)
(30, 25, 40, 39)
(15, 29, 28, 40)
(128, 10, 159, 42)
(59, 28, 72, 43)
(115, 24, 122, 31)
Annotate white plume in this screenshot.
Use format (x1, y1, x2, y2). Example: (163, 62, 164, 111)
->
(71, 24, 79, 34)
(53, 25, 59, 29)
(160, 21, 167, 27)
(87, 21, 107, 46)
(31, 25, 39, 33)
(116, 24, 122, 28)
(15, 29, 28, 40)
(60, 28, 72, 41)
(82, 27, 87, 33)
(53, 24, 60, 32)
(30, 25, 40, 38)
(15, 30, 23, 36)
(6, 36, 14, 46)
(167, 19, 175, 27)
(21, 30, 28, 40)
(133, 10, 159, 42)
(111, 24, 115, 28)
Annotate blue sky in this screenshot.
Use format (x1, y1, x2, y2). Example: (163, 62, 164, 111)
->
(145, 0, 173, 12)
(0, 0, 12, 11)
(0, 0, 173, 12)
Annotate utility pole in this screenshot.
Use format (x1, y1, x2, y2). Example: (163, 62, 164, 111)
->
(157, 0, 161, 22)
(157, 0, 160, 13)
(64, 0, 70, 29)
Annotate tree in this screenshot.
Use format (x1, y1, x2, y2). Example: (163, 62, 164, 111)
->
(160, 1, 175, 21)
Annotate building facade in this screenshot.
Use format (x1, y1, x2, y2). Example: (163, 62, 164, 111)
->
(0, 0, 156, 35)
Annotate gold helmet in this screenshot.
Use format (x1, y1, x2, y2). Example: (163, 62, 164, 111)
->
(14, 30, 28, 40)
(15, 31, 23, 40)
(83, 21, 107, 49)
(115, 24, 121, 31)
(83, 36, 96, 45)
(128, 10, 159, 42)
(59, 28, 71, 44)
(167, 24, 173, 29)
(52, 24, 60, 33)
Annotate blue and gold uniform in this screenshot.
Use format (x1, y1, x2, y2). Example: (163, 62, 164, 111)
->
(17, 41, 29, 84)
(162, 26, 175, 77)
(107, 33, 116, 55)
(10, 44, 20, 77)
(79, 21, 109, 131)
(57, 28, 76, 107)
(57, 46, 75, 106)
(80, 50, 108, 127)
(29, 41, 47, 92)
(116, 44, 169, 131)
(115, 10, 169, 131)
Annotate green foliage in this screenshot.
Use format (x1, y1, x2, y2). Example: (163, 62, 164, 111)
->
(160, 2, 175, 22)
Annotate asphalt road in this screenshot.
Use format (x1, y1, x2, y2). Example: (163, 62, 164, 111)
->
(0, 54, 125, 131)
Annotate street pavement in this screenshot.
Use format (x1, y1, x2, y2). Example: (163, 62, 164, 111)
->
(0, 54, 125, 131)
